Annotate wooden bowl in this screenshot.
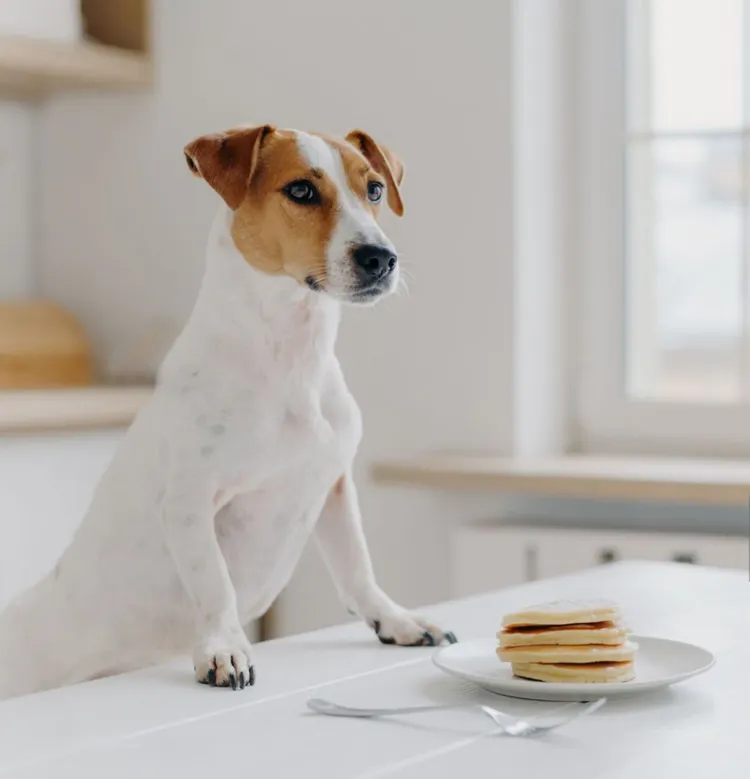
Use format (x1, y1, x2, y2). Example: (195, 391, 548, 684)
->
(0, 301, 94, 389)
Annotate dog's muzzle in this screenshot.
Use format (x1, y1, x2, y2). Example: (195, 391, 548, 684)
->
(346, 243, 398, 302)
(351, 244, 398, 286)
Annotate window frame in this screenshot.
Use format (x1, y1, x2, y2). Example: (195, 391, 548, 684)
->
(573, 0, 750, 457)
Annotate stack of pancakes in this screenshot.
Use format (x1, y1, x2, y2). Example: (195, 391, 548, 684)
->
(497, 600, 636, 683)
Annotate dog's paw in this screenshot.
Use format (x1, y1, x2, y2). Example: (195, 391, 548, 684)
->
(193, 630, 255, 690)
(369, 610, 458, 647)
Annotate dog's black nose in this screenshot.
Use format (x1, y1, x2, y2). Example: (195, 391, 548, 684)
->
(352, 244, 397, 283)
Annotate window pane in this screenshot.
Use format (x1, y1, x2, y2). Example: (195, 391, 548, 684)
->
(626, 137, 744, 401)
(629, 0, 743, 132)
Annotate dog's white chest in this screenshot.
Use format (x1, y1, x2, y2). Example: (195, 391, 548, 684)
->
(206, 357, 359, 486)
(209, 368, 361, 617)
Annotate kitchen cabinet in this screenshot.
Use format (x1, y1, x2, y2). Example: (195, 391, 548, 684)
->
(452, 523, 748, 598)
(0, 430, 121, 608)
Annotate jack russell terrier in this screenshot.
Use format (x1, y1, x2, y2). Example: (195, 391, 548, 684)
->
(0, 125, 456, 700)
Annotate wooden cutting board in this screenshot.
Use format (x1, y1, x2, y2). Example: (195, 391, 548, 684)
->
(0, 301, 94, 389)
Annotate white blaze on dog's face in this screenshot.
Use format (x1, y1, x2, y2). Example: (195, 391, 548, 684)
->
(184, 125, 405, 304)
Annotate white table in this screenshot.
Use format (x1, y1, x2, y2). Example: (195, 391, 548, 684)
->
(0, 562, 746, 778)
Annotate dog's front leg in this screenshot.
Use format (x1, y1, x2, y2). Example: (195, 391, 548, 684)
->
(315, 474, 457, 647)
(162, 476, 254, 689)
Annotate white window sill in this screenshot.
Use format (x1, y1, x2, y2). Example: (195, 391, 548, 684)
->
(0, 386, 152, 434)
(371, 454, 750, 508)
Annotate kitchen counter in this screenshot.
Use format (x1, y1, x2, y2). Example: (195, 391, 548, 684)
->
(373, 453, 750, 507)
(0, 386, 151, 434)
(0, 561, 745, 777)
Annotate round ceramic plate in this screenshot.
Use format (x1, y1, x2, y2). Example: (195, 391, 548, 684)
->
(432, 636, 715, 701)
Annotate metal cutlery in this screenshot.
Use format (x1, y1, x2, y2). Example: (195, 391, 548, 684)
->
(306, 696, 606, 736)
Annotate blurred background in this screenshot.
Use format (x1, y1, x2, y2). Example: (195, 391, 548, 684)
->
(0, 0, 747, 641)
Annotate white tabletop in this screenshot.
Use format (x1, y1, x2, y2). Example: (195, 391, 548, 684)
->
(0, 561, 746, 778)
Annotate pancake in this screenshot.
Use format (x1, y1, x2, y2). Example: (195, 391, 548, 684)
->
(498, 640, 637, 664)
(498, 621, 628, 648)
(502, 600, 621, 628)
(512, 660, 635, 684)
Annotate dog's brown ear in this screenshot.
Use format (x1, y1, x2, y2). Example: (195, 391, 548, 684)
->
(184, 124, 275, 210)
(345, 130, 405, 216)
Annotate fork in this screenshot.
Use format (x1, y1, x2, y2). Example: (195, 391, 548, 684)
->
(306, 697, 606, 736)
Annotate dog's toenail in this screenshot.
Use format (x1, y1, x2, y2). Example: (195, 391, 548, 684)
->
(230, 674, 237, 691)
(423, 632, 435, 647)
(373, 620, 381, 635)
(207, 668, 216, 685)
(248, 667, 255, 686)
(445, 632, 458, 644)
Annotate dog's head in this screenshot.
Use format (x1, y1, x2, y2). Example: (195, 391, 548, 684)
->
(184, 125, 404, 304)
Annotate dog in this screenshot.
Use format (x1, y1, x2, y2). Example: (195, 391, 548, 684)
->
(0, 125, 456, 700)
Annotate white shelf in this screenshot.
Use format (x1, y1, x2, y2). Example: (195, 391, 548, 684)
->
(0, 386, 152, 433)
(372, 453, 750, 507)
(0, 35, 152, 98)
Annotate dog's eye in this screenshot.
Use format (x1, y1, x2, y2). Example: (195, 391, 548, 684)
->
(284, 180, 320, 204)
(367, 181, 384, 204)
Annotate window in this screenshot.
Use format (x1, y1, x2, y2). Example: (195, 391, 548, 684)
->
(575, 0, 750, 455)
(627, 0, 746, 403)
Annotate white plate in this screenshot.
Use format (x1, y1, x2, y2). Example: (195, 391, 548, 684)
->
(432, 636, 715, 701)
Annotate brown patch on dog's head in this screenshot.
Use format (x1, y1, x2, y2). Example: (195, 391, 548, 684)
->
(184, 125, 275, 210)
(230, 130, 341, 284)
(345, 130, 405, 216)
(184, 125, 404, 303)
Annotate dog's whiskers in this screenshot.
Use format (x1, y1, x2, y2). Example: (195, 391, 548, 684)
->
(395, 277, 411, 299)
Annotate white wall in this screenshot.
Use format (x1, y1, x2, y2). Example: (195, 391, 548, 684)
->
(0, 102, 34, 298)
(36, 0, 520, 634)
